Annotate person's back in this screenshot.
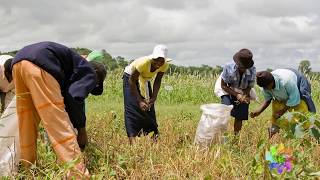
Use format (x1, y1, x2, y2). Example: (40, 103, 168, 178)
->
(272, 69, 298, 89)
(7, 41, 104, 178)
(252, 69, 315, 138)
(13, 41, 97, 100)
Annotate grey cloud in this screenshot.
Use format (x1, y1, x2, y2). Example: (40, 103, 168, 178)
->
(0, 0, 319, 71)
(236, 0, 319, 18)
(141, 0, 209, 10)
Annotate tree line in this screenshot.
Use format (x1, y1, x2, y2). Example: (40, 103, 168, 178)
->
(1, 48, 318, 77)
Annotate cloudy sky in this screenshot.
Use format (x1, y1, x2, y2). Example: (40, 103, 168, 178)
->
(0, 0, 319, 71)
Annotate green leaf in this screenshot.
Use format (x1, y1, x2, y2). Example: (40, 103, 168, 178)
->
(255, 154, 260, 161)
(148, 131, 155, 138)
(309, 116, 316, 124)
(109, 169, 117, 177)
(255, 164, 264, 174)
(302, 121, 311, 130)
(309, 171, 320, 176)
(294, 124, 304, 138)
(204, 175, 213, 180)
(310, 128, 320, 140)
(303, 139, 312, 147)
(252, 158, 257, 167)
(284, 112, 294, 122)
(257, 139, 265, 149)
(290, 123, 297, 135)
(314, 120, 320, 128)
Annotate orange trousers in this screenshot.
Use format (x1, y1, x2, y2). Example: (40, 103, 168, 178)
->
(13, 60, 89, 178)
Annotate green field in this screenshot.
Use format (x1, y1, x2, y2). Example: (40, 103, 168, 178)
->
(15, 71, 320, 179)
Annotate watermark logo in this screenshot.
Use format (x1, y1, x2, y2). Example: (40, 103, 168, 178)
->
(266, 143, 293, 174)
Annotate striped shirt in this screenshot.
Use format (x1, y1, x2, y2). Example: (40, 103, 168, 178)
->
(221, 62, 256, 89)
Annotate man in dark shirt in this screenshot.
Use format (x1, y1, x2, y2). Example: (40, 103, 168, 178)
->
(4, 41, 106, 177)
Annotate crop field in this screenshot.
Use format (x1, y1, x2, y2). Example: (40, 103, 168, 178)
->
(13, 71, 320, 179)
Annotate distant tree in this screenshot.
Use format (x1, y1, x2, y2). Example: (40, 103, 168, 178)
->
(71, 47, 92, 55)
(100, 50, 118, 70)
(213, 65, 223, 75)
(0, 50, 18, 56)
(298, 60, 312, 74)
(115, 56, 128, 69)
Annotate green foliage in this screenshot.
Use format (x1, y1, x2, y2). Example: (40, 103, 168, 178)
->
(10, 71, 319, 179)
(167, 64, 223, 77)
(71, 47, 92, 55)
(277, 112, 320, 141)
(2, 48, 318, 179)
(298, 60, 312, 74)
(252, 112, 320, 179)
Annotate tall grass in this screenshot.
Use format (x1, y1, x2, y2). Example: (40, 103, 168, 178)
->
(9, 71, 320, 179)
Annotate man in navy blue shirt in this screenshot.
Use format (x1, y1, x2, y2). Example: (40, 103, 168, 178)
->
(4, 41, 106, 177)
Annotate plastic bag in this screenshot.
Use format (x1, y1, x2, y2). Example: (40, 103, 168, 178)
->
(194, 103, 233, 147)
(0, 96, 19, 176)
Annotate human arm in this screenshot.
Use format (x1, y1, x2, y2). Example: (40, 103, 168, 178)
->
(148, 72, 164, 106)
(129, 69, 149, 111)
(250, 100, 272, 118)
(63, 92, 87, 150)
(243, 87, 252, 103)
(68, 50, 97, 102)
(273, 105, 290, 119)
(221, 79, 248, 103)
(243, 67, 256, 102)
(76, 127, 88, 151)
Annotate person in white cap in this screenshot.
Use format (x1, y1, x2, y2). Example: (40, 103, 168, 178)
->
(0, 55, 15, 112)
(123, 44, 170, 144)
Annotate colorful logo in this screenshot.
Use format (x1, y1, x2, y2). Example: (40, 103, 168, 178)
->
(265, 144, 293, 174)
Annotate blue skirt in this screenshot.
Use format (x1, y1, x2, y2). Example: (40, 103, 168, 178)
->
(123, 73, 158, 137)
(221, 95, 249, 121)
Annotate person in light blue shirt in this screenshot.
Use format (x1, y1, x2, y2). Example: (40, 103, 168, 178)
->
(263, 69, 300, 106)
(250, 69, 316, 138)
(219, 49, 256, 135)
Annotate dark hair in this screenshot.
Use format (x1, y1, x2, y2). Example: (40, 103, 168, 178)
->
(89, 61, 107, 95)
(4, 58, 13, 82)
(233, 49, 254, 69)
(89, 61, 107, 78)
(256, 71, 274, 88)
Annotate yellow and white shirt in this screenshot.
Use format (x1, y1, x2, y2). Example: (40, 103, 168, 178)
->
(124, 56, 169, 98)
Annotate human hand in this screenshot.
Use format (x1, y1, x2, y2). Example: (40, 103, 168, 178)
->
(243, 95, 250, 104)
(138, 100, 150, 111)
(250, 110, 261, 118)
(77, 127, 88, 151)
(236, 94, 249, 104)
(273, 111, 283, 119)
(273, 110, 285, 119)
(148, 97, 157, 106)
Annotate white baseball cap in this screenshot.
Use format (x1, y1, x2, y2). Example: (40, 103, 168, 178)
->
(150, 44, 168, 59)
(0, 55, 13, 66)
